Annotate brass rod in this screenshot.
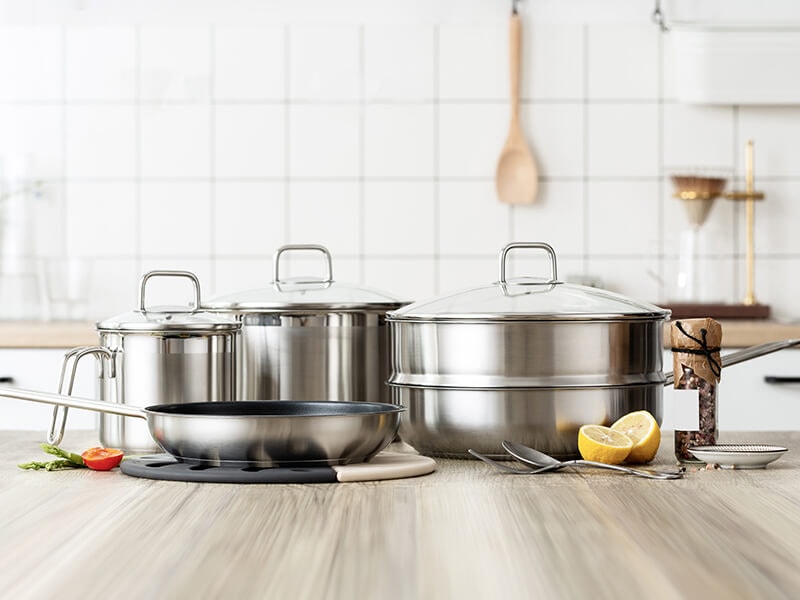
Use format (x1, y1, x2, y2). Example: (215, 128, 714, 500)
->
(744, 140, 756, 306)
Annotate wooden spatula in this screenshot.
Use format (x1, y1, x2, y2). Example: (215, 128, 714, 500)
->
(495, 6, 538, 205)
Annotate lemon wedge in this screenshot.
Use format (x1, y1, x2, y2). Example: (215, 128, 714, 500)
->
(577, 425, 633, 465)
(610, 410, 661, 464)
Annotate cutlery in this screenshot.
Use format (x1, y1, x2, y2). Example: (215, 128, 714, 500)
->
(501, 441, 684, 480)
(467, 449, 564, 474)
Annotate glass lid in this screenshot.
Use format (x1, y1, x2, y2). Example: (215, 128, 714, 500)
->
(388, 243, 670, 322)
(96, 270, 241, 333)
(203, 245, 407, 312)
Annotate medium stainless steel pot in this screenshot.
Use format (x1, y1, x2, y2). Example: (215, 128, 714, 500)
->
(48, 271, 241, 453)
(204, 244, 408, 404)
(4, 387, 402, 467)
(389, 242, 668, 459)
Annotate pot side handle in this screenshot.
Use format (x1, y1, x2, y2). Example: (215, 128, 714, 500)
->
(48, 346, 116, 446)
(663, 339, 800, 386)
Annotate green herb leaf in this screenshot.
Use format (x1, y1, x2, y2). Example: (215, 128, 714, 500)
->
(40, 443, 84, 466)
(18, 459, 82, 471)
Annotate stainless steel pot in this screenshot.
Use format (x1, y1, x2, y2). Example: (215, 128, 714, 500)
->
(49, 271, 241, 453)
(387, 242, 797, 459)
(204, 244, 408, 404)
(5, 387, 402, 467)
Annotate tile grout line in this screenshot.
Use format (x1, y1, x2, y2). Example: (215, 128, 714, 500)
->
(134, 25, 142, 278)
(41, 174, 800, 183)
(656, 26, 665, 299)
(284, 25, 292, 250)
(0, 98, 674, 107)
(209, 24, 217, 290)
(433, 24, 440, 294)
(358, 25, 366, 284)
(60, 25, 68, 261)
(581, 24, 590, 275)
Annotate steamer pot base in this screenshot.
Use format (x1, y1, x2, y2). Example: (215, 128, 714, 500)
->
(392, 385, 662, 460)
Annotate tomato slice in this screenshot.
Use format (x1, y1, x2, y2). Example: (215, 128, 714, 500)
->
(81, 447, 124, 471)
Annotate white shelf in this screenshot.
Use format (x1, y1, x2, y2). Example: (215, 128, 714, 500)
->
(671, 23, 800, 105)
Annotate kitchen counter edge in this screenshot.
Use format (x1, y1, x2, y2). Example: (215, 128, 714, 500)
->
(0, 319, 798, 349)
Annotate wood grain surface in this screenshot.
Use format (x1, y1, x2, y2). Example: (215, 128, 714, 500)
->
(1, 319, 800, 349)
(0, 321, 98, 348)
(1, 431, 799, 599)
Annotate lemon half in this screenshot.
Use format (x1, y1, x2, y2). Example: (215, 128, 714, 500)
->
(610, 410, 661, 464)
(577, 425, 633, 465)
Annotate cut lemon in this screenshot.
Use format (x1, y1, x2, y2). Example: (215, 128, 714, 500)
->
(610, 410, 661, 464)
(577, 425, 633, 465)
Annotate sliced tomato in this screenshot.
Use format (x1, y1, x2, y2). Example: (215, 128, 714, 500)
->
(81, 447, 124, 471)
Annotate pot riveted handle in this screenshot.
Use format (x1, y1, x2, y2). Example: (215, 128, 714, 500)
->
(499, 242, 558, 284)
(273, 244, 333, 285)
(48, 346, 116, 446)
(663, 339, 800, 386)
(138, 270, 202, 312)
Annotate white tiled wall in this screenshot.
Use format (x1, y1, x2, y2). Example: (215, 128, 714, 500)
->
(2, 0, 800, 321)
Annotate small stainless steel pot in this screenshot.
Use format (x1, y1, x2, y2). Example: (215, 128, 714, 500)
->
(204, 244, 407, 404)
(50, 271, 241, 453)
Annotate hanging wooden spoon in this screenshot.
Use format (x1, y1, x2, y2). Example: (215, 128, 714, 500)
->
(495, 5, 538, 205)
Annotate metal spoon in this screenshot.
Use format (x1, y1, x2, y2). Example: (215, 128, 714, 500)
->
(501, 441, 684, 480)
(467, 449, 564, 474)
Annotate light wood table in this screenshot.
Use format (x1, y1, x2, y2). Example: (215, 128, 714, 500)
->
(0, 321, 98, 348)
(0, 320, 799, 349)
(1, 431, 799, 599)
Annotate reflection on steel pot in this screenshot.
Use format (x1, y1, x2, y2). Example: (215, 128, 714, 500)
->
(92, 271, 241, 453)
(204, 245, 408, 404)
(388, 242, 672, 459)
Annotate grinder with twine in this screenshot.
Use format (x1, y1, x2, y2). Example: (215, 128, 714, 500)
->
(671, 318, 722, 462)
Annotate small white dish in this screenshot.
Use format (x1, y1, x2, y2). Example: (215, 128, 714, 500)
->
(688, 444, 788, 469)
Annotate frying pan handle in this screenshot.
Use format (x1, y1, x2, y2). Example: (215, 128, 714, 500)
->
(663, 339, 800, 386)
(138, 270, 202, 312)
(0, 386, 147, 419)
(499, 242, 558, 285)
(273, 244, 334, 285)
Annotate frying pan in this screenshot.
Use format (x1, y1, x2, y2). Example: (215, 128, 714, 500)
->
(0, 387, 403, 467)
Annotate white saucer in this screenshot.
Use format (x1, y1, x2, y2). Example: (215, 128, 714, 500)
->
(688, 444, 788, 469)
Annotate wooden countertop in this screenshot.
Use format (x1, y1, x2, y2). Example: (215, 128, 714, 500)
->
(1, 430, 799, 597)
(666, 319, 800, 348)
(0, 321, 98, 348)
(1, 319, 800, 349)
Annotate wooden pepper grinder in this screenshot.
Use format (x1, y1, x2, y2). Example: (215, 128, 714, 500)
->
(671, 318, 722, 462)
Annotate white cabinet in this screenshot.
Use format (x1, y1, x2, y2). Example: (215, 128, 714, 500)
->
(0, 349, 98, 432)
(662, 349, 800, 431)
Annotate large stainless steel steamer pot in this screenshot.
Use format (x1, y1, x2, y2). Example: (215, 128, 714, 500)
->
(388, 242, 800, 459)
(50, 271, 241, 453)
(204, 245, 407, 404)
(389, 242, 666, 459)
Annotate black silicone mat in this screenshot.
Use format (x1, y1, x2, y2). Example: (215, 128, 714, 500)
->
(120, 452, 436, 484)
